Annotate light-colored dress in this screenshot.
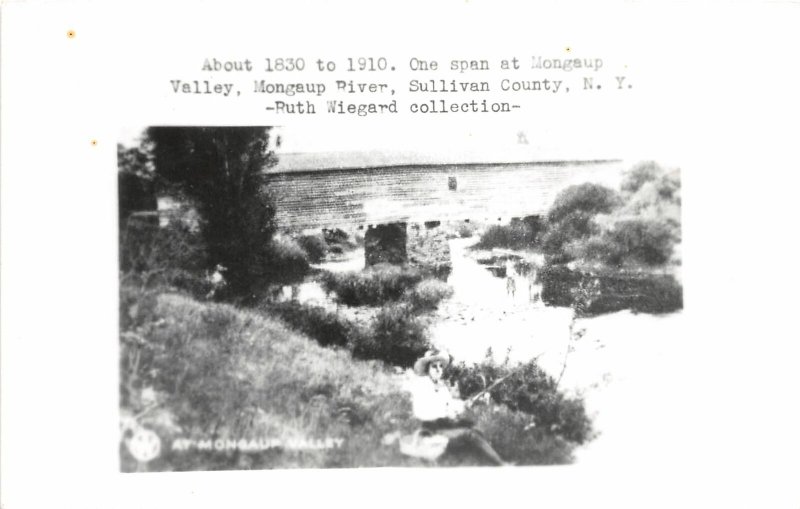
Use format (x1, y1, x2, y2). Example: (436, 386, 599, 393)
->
(400, 376, 465, 460)
(409, 376, 465, 422)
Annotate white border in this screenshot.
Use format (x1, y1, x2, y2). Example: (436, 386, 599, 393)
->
(3, 1, 800, 508)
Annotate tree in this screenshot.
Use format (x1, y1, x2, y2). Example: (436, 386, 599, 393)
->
(146, 127, 278, 301)
(542, 183, 621, 261)
(118, 143, 157, 226)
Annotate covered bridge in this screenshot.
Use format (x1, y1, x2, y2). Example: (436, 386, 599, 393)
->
(268, 157, 624, 231)
(266, 155, 624, 272)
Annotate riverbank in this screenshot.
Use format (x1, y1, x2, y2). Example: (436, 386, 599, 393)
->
(426, 236, 684, 464)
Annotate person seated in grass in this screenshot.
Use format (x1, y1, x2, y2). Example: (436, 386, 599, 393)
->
(406, 349, 508, 466)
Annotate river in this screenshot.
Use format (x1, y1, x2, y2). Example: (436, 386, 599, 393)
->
(429, 237, 685, 464)
(300, 237, 684, 464)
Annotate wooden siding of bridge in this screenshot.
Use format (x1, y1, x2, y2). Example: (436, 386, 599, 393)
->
(268, 160, 624, 231)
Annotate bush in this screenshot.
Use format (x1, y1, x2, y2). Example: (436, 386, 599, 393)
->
(120, 290, 424, 471)
(456, 222, 478, 238)
(298, 234, 328, 263)
(468, 405, 575, 465)
(323, 228, 359, 252)
(591, 271, 683, 314)
(405, 279, 454, 311)
(320, 264, 423, 306)
(539, 265, 683, 314)
(353, 304, 430, 368)
(540, 211, 603, 262)
(583, 218, 674, 267)
(475, 222, 534, 250)
(120, 219, 208, 274)
(621, 161, 664, 194)
(547, 183, 620, 224)
(540, 184, 622, 263)
(323, 228, 351, 245)
(265, 236, 310, 286)
(266, 301, 365, 349)
(445, 356, 593, 445)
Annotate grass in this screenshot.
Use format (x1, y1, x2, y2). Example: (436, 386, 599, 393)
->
(404, 279, 454, 312)
(120, 285, 590, 470)
(473, 223, 534, 250)
(264, 300, 431, 370)
(319, 263, 423, 306)
(445, 356, 594, 447)
(120, 286, 423, 471)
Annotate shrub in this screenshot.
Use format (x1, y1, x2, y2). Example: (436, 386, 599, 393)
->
(120, 291, 424, 471)
(445, 356, 593, 445)
(456, 222, 478, 238)
(468, 405, 575, 465)
(265, 236, 310, 286)
(474, 222, 535, 250)
(618, 165, 681, 242)
(266, 301, 365, 349)
(592, 272, 683, 314)
(584, 218, 674, 267)
(476, 224, 519, 249)
(320, 264, 423, 306)
(538, 264, 583, 307)
(621, 161, 664, 194)
(323, 228, 351, 246)
(540, 184, 621, 262)
(405, 279, 454, 311)
(547, 183, 620, 224)
(353, 304, 430, 368)
(323, 228, 359, 252)
(539, 265, 683, 314)
(120, 219, 208, 274)
(298, 234, 328, 264)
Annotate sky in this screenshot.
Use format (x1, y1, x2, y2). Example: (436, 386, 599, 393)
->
(118, 120, 671, 172)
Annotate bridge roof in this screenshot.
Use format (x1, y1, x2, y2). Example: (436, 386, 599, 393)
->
(268, 149, 619, 174)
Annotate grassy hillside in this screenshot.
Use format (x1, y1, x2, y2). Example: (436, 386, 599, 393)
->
(121, 286, 588, 470)
(120, 289, 423, 471)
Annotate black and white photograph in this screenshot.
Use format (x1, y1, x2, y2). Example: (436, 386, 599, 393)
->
(4, 2, 800, 507)
(118, 125, 682, 471)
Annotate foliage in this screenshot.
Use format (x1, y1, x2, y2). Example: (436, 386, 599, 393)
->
(119, 288, 424, 471)
(540, 211, 600, 263)
(323, 228, 357, 246)
(541, 165, 681, 270)
(264, 236, 310, 287)
(456, 222, 478, 239)
(540, 183, 621, 262)
(475, 224, 527, 249)
(404, 279, 454, 311)
(298, 234, 328, 263)
(120, 287, 591, 470)
(266, 301, 365, 349)
(539, 265, 683, 314)
(352, 304, 431, 368)
(474, 216, 542, 250)
(118, 143, 157, 225)
(581, 218, 674, 267)
(444, 355, 593, 445)
(467, 405, 575, 465)
(146, 127, 279, 300)
(319, 264, 423, 306)
(617, 162, 681, 243)
(547, 183, 621, 224)
(120, 218, 208, 275)
(621, 160, 665, 194)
